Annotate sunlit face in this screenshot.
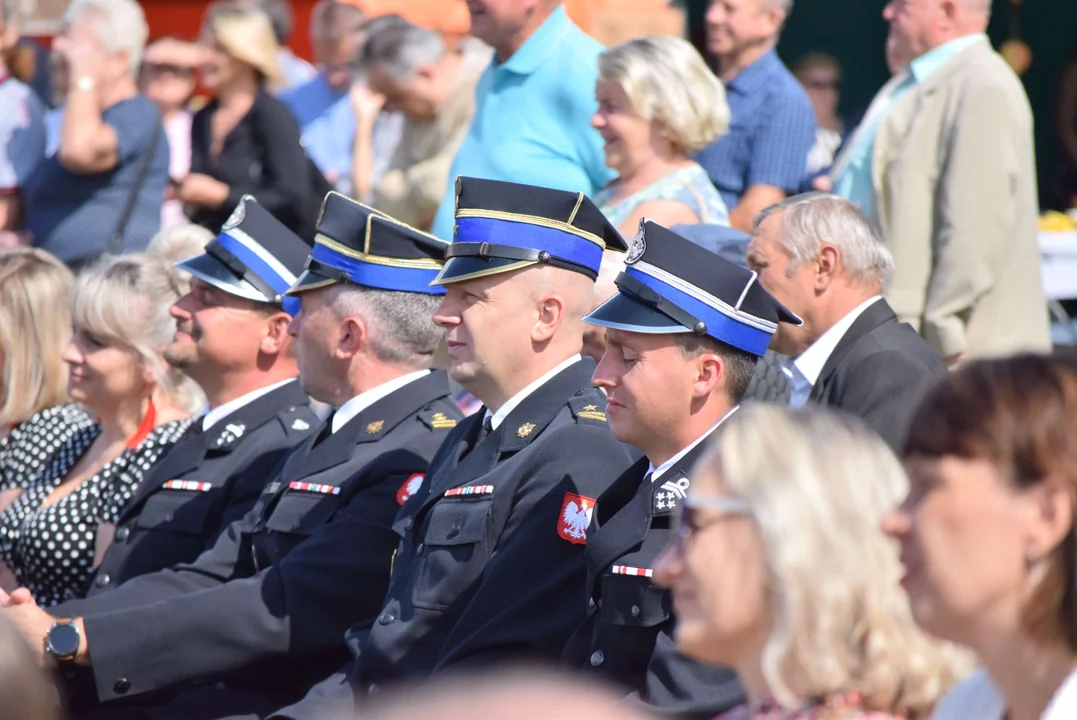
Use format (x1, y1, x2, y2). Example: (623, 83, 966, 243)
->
(166, 279, 275, 382)
(654, 451, 771, 665)
(63, 325, 150, 415)
(745, 212, 815, 356)
(592, 79, 655, 177)
(882, 455, 1040, 647)
(592, 329, 701, 454)
(198, 30, 245, 91)
(140, 62, 196, 114)
(313, 34, 360, 93)
(466, 0, 536, 52)
(883, 0, 945, 67)
(287, 287, 342, 404)
(705, 0, 782, 59)
(432, 270, 536, 400)
(368, 65, 440, 122)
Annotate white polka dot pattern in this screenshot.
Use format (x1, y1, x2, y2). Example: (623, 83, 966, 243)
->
(0, 404, 191, 607)
(1, 405, 99, 490)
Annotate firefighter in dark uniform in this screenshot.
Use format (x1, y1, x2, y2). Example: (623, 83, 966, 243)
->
(86, 195, 320, 596)
(272, 177, 638, 720)
(561, 220, 803, 718)
(0, 193, 464, 719)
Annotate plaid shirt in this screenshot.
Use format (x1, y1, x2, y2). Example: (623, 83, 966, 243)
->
(693, 50, 816, 210)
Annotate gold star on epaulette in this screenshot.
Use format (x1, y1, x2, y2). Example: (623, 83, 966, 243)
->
(366, 420, 385, 434)
(582, 404, 598, 412)
(430, 412, 457, 429)
(516, 423, 536, 438)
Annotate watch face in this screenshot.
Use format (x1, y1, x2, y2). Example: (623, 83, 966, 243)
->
(47, 623, 80, 658)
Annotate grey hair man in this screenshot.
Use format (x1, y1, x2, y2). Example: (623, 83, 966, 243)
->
(746, 192, 945, 450)
(356, 15, 490, 231)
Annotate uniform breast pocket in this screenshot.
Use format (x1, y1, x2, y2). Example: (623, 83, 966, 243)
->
(135, 491, 217, 535)
(265, 492, 341, 536)
(412, 499, 492, 611)
(601, 575, 671, 629)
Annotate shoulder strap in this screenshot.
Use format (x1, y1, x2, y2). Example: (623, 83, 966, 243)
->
(108, 118, 164, 254)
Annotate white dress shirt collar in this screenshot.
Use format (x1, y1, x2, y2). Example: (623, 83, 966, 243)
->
(1043, 667, 1077, 720)
(484, 354, 582, 431)
(647, 405, 739, 482)
(331, 370, 431, 434)
(202, 378, 297, 432)
(782, 296, 881, 406)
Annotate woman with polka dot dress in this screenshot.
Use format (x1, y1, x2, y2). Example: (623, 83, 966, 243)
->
(0, 254, 202, 607)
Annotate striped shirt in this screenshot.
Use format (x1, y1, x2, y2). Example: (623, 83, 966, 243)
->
(692, 50, 816, 210)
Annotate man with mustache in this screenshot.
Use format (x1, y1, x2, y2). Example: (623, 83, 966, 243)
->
(89, 194, 318, 594)
(564, 219, 801, 717)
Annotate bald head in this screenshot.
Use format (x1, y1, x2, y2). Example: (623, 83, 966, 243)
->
(885, 0, 990, 63)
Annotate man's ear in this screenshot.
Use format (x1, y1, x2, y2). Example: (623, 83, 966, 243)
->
(531, 294, 567, 345)
(814, 244, 840, 292)
(693, 351, 725, 400)
(336, 314, 367, 360)
(260, 312, 293, 355)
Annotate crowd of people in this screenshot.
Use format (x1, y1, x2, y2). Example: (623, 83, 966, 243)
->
(0, 0, 1072, 718)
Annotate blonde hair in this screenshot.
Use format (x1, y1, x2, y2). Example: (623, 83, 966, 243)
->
(599, 36, 729, 155)
(72, 254, 204, 415)
(147, 223, 215, 283)
(710, 405, 971, 718)
(0, 249, 74, 427)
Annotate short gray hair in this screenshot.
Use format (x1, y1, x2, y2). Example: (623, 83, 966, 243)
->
(764, 0, 794, 13)
(328, 284, 443, 368)
(64, 0, 148, 78)
(754, 193, 894, 290)
(361, 15, 446, 81)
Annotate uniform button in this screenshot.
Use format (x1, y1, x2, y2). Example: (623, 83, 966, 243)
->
(291, 521, 302, 531)
(447, 521, 461, 539)
(368, 684, 380, 695)
(589, 650, 604, 666)
(574, 390, 585, 396)
(416, 543, 425, 554)
(631, 605, 641, 618)
(378, 611, 395, 625)
(114, 527, 129, 542)
(95, 573, 110, 588)
(405, 519, 414, 532)
(588, 597, 595, 608)
(164, 513, 175, 523)
(114, 678, 131, 694)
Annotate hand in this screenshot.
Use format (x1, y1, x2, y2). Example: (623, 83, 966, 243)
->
(177, 173, 230, 208)
(812, 175, 833, 192)
(0, 230, 30, 248)
(944, 353, 965, 368)
(143, 38, 208, 69)
(0, 587, 53, 666)
(349, 83, 386, 126)
(52, 34, 109, 90)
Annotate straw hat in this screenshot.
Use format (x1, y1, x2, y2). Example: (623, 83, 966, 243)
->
(209, 6, 283, 84)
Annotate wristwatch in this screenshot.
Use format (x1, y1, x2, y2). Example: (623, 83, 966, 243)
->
(45, 620, 81, 663)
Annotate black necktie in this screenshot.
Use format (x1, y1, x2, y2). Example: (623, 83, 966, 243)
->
(475, 415, 494, 447)
(311, 413, 334, 448)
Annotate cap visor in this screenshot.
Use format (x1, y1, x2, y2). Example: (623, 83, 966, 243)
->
(284, 268, 343, 296)
(176, 253, 267, 302)
(777, 302, 804, 327)
(582, 292, 691, 334)
(430, 256, 538, 286)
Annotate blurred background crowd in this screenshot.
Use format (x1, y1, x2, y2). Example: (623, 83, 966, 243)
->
(0, 0, 1076, 718)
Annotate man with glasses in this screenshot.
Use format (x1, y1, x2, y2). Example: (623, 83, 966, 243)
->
(563, 219, 800, 717)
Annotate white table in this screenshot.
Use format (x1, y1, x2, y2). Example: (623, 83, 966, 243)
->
(1041, 230, 1077, 344)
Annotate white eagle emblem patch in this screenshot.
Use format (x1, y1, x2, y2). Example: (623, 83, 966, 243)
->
(558, 493, 595, 545)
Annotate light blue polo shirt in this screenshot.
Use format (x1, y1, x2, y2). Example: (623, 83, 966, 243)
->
(430, 5, 612, 240)
(833, 33, 986, 219)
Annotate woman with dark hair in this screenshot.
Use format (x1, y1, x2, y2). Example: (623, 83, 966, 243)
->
(178, 2, 316, 237)
(884, 353, 1077, 720)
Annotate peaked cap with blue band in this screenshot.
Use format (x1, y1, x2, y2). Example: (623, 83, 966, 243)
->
(177, 195, 309, 316)
(583, 220, 803, 357)
(286, 192, 449, 296)
(430, 176, 628, 286)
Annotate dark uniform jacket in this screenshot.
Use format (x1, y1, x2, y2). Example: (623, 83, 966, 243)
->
(276, 359, 635, 719)
(563, 432, 744, 719)
(807, 299, 946, 452)
(86, 380, 318, 596)
(50, 371, 461, 716)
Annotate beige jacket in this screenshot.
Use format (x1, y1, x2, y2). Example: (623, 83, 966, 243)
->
(373, 42, 491, 231)
(871, 37, 1049, 359)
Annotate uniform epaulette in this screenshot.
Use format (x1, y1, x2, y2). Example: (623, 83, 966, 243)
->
(568, 392, 610, 426)
(279, 406, 316, 435)
(418, 406, 458, 432)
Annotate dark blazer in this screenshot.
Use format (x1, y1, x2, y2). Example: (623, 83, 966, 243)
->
(276, 359, 636, 719)
(808, 299, 946, 451)
(86, 380, 318, 595)
(563, 430, 744, 719)
(50, 371, 462, 715)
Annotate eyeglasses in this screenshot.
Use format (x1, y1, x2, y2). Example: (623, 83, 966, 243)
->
(672, 494, 751, 551)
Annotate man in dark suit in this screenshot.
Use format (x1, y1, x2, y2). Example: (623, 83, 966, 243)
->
(562, 220, 800, 717)
(745, 192, 946, 450)
(0, 193, 463, 718)
(88, 196, 320, 595)
(274, 177, 637, 719)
